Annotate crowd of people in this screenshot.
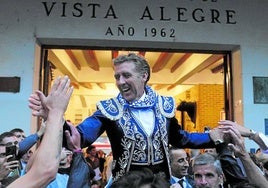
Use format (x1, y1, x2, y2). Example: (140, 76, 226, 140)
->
(2, 123, 268, 188)
(0, 53, 268, 188)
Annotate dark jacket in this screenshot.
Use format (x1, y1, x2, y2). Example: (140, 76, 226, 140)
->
(67, 152, 94, 188)
(216, 143, 249, 187)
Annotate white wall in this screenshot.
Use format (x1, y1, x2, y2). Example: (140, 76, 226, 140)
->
(0, 0, 267, 151)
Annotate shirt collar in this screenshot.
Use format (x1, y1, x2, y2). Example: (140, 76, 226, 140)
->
(173, 175, 186, 182)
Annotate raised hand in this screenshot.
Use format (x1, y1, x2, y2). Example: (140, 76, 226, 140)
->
(28, 92, 48, 121)
(37, 76, 73, 114)
(65, 122, 81, 151)
(60, 147, 73, 161)
(0, 156, 20, 180)
(209, 127, 225, 143)
(219, 125, 247, 157)
(28, 76, 73, 120)
(218, 120, 251, 137)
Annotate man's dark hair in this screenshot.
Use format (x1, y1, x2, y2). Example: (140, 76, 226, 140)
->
(110, 168, 169, 188)
(0, 132, 15, 145)
(86, 145, 96, 153)
(10, 128, 24, 133)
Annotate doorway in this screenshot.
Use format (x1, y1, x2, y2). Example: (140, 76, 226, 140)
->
(40, 47, 232, 133)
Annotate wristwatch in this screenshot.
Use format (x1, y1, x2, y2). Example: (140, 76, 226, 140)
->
(215, 139, 224, 145)
(248, 129, 256, 140)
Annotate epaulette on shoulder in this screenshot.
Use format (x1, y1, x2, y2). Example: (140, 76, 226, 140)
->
(158, 95, 175, 118)
(96, 98, 123, 120)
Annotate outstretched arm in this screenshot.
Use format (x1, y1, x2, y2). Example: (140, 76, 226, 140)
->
(221, 125, 268, 187)
(18, 122, 46, 158)
(9, 76, 73, 188)
(219, 120, 268, 150)
(169, 117, 216, 148)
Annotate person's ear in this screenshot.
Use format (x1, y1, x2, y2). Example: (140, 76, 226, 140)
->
(142, 72, 148, 82)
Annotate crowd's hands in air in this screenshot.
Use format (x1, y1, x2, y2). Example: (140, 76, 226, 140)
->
(28, 76, 73, 120)
(218, 124, 247, 157)
(28, 91, 48, 121)
(218, 120, 251, 137)
(219, 120, 268, 151)
(216, 120, 248, 156)
(26, 76, 74, 171)
(219, 120, 268, 187)
(7, 76, 74, 188)
(28, 76, 80, 151)
(208, 120, 252, 154)
(208, 127, 225, 143)
(32, 76, 73, 117)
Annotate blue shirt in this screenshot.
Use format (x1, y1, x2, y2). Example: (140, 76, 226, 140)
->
(46, 173, 69, 188)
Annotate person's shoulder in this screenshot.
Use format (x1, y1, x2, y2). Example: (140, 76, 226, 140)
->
(157, 95, 176, 117)
(158, 94, 175, 103)
(96, 97, 123, 120)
